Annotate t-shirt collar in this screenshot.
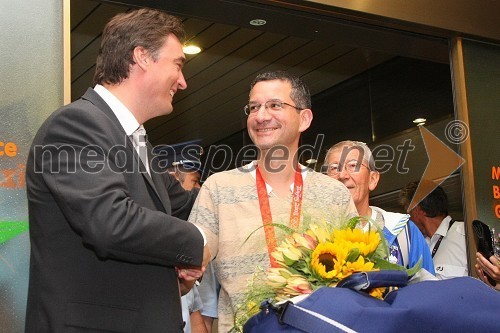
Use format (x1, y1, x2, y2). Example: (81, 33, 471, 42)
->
(244, 161, 309, 194)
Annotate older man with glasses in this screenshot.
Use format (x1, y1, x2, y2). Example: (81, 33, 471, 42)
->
(324, 141, 434, 274)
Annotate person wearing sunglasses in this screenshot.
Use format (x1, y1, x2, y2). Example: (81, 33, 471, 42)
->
(324, 141, 434, 274)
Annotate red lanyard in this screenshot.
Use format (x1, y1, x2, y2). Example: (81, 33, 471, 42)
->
(255, 165, 304, 267)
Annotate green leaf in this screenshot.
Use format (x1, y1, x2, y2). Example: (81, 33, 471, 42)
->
(368, 219, 390, 259)
(287, 267, 302, 276)
(283, 254, 297, 266)
(346, 248, 360, 262)
(346, 216, 362, 230)
(240, 223, 296, 249)
(279, 269, 292, 279)
(406, 257, 423, 276)
(373, 258, 406, 271)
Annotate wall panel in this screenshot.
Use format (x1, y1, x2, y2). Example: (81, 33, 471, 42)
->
(0, 0, 64, 330)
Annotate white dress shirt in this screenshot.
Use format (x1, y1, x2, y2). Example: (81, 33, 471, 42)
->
(428, 216, 468, 279)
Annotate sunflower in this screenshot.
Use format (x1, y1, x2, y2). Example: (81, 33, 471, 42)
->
(369, 287, 386, 299)
(342, 255, 376, 276)
(310, 242, 346, 280)
(333, 228, 380, 256)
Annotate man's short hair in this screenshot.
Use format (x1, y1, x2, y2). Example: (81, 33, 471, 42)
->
(400, 180, 449, 217)
(250, 70, 311, 110)
(168, 166, 200, 183)
(324, 140, 376, 171)
(94, 8, 185, 85)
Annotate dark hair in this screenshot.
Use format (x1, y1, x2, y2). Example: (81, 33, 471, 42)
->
(250, 70, 311, 110)
(93, 8, 185, 86)
(400, 180, 449, 217)
(168, 166, 199, 183)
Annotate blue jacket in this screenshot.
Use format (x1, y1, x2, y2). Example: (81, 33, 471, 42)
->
(372, 206, 435, 274)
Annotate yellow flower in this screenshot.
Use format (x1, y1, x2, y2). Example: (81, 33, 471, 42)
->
(292, 232, 317, 250)
(246, 301, 258, 312)
(311, 242, 346, 280)
(271, 251, 285, 265)
(369, 287, 386, 299)
(281, 244, 303, 265)
(342, 255, 376, 277)
(282, 275, 313, 296)
(234, 217, 402, 333)
(273, 239, 303, 266)
(306, 223, 332, 243)
(266, 267, 290, 288)
(333, 228, 380, 256)
(268, 270, 313, 301)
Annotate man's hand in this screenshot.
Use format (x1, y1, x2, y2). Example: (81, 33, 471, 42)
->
(178, 276, 195, 296)
(476, 252, 500, 290)
(176, 245, 211, 294)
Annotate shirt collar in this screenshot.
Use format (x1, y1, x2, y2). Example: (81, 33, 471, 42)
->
(435, 215, 453, 237)
(94, 84, 141, 135)
(244, 161, 309, 194)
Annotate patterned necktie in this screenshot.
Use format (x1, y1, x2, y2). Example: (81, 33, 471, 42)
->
(131, 125, 150, 175)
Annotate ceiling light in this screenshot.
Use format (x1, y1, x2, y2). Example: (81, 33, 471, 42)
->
(305, 159, 317, 165)
(249, 19, 266, 26)
(413, 118, 426, 126)
(183, 44, 202, 55)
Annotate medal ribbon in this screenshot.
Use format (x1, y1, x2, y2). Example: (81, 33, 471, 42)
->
(255, 165, 304, 267)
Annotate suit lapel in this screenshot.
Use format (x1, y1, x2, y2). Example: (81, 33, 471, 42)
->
(147, 142, 170, 212)
(81, 88, 169, 212)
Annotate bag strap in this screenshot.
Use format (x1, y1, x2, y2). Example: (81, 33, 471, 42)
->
(279, 301, 358, 333)
(277, 271, 409, 333)
(336, 270, 409, 290)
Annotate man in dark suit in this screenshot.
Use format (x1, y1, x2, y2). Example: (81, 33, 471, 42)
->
(25, 8, 210, 332)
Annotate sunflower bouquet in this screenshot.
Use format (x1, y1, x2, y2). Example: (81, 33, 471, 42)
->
(232, 217, 411, 332)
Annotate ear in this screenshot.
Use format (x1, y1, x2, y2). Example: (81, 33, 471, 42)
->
(411, 205, 424, 218)
(368, 170, 380, 191)
(132, 46, 150, 71)
(416, 205, 430, 217)
(298, 108, 313, 133)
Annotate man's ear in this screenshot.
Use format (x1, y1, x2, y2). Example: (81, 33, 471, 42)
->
(298, 108, 313, 133)
(368, 170, 380, 191)
(132, 46, 150, 71)
(412, 205, 424, 217)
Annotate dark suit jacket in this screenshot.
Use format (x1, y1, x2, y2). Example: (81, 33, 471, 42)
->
(25, 88, 204, 332)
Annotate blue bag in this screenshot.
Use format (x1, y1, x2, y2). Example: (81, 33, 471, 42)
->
(243, 271, 500, 333)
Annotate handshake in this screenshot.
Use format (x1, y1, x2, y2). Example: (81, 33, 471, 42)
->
(177, 244, 211, 295)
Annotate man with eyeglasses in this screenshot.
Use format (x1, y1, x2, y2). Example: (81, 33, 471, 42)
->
(189, 71, 357, 332)
(324, 141, 434, 274)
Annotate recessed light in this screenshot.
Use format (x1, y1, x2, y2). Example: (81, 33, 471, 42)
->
(183, 44, 202, 55)
(249, 19, 266, 26)
(413, 118, 426, 126)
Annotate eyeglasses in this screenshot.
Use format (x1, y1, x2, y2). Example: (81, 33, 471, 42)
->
(323, 159, 369, 177)
(243, 99, 302, 116)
